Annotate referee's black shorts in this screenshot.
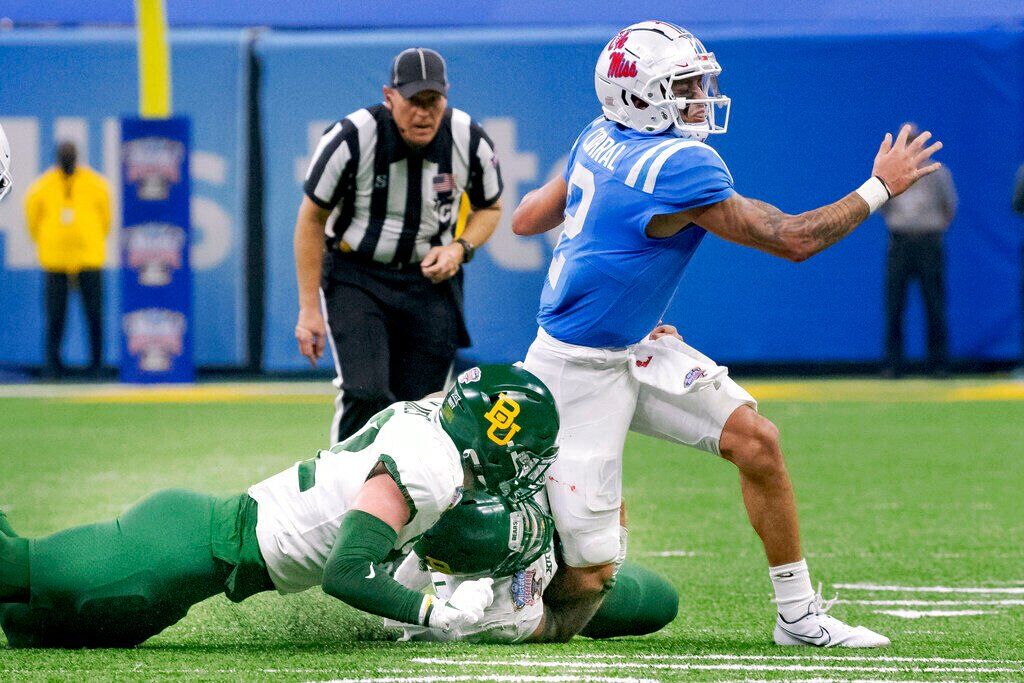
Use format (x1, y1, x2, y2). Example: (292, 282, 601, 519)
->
(320, 251, 467, 443)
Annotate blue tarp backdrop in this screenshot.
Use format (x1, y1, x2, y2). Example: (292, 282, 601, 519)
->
(0, 29, 250, 367)
(258, 26, 1024, 369)
(4, 1, 1023, 31)
(1, 23, 1023, 370)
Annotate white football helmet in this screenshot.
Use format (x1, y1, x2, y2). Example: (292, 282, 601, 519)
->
(595, 20, 730, 140)
(0, 123, 11, 202)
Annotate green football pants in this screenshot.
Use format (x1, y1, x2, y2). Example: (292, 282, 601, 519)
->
(581, 560, 679, 639)
(0, 488, 270, 648)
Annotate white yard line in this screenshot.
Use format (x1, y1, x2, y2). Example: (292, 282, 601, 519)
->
(638, 550, 700, 557)
(843, 599, 1024, 606)
(409, 658, 1022, 674)
(874, 608, 996, 619)
(835, 583, 1024, 594)
(480, 654, 1022, 665)
(319, 678, 658, 683)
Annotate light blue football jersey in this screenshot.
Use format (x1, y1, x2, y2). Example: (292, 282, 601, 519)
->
(537, 118, 735, 348)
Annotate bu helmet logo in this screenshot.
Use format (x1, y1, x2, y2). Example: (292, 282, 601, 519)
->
(484, 393, 522, 446)
(424, 556, 453, 574)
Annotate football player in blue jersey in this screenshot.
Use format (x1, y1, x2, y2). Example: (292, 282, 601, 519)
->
(512, 20, 943, 647)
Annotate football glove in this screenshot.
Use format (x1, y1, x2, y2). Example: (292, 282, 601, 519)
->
(427, 577, 494, 632)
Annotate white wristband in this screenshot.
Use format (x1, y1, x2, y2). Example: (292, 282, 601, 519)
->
(855, 176, 891, 214)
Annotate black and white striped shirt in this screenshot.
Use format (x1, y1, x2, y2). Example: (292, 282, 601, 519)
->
(304, 104, 503, 267)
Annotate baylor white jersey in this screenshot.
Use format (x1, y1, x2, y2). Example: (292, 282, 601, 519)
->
(249, 399, 464, 594)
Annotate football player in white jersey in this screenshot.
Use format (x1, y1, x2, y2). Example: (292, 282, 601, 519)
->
(0, 365, 559, 648)
(513, 21, 942, 647)
(0, 122, 12, 202)
(386, 492, 678, 643)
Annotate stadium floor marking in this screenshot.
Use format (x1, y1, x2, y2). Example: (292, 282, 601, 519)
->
(1, 379, 1023, 403)
(321, 677, 657, 683)
(409, 658, 1022, 674)
(844, 598, 1024, 606)
(638, 549, 700, 557)
(875, 608, 995, 618)
(523, 654, 1022, 664)
(835, 583, 1024, 594)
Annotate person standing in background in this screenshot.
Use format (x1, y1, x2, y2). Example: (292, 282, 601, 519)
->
(881, 124, 957, 377)
(293, 48, 503, 444)
(25, 142, 111, 379)
(0, 122, 11, 203)
(1011, 163, 1024, 374)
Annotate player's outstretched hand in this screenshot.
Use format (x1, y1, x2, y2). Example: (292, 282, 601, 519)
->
(428, 577, 494, 632)
(295, 307, 326, 366)
(872, 124, 943, 198)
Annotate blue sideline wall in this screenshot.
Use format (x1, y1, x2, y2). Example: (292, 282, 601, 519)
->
(259, 26, 1024, 370)
(1, 25, 1022, 370)
(0, 29, 250, 367)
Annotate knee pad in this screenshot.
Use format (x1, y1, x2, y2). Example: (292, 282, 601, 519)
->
(561, 526, 621, 569)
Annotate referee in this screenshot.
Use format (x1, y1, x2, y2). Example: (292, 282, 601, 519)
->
(293, 47, 503, 443)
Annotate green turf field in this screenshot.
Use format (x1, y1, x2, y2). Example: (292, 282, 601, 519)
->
(1, 379, 1022, 681)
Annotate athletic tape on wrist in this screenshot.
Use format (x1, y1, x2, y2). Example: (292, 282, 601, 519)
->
(855, 176, 892, 214)
(419, 594, 435, 626)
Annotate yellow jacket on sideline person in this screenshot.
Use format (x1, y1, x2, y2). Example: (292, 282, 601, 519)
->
(25, 166, 111, 273)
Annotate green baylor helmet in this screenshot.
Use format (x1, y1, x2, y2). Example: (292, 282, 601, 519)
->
(415, 489, 554, 577)
(439, 364, 559, 503)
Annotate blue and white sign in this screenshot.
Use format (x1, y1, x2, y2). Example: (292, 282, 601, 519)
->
(120, 117, 193, 383)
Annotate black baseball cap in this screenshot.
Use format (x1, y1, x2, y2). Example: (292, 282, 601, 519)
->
(390, 47, 449, 98)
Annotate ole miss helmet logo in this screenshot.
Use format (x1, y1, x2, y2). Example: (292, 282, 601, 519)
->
(607, 52, 638, 79)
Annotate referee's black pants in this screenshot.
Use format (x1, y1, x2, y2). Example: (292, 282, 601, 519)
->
(321, 257, 462, 444)
(44, 269, 104, 376)
(884, 232, 948, 375)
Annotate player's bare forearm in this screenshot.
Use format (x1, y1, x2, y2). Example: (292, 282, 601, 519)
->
(294, 196, 330, 310)
(693, 192, 869, 262)
(529, 601, 595, 643)
(512, 176, 568, 236)
(460, 200, 501, 247)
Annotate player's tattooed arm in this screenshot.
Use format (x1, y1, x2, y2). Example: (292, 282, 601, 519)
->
(685, 124, 943, 262)
(691, 192, 870, 262)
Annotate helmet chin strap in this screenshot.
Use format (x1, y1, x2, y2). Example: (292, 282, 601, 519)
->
(462, 448, 489, 488)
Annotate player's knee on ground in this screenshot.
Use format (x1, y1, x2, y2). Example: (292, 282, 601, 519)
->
(721, 409, 784, 478)
(582, 561, 678, 639)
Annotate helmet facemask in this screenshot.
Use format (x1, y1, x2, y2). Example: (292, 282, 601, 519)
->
(493, 495, 555, 576)
(461, 440, 558, 504)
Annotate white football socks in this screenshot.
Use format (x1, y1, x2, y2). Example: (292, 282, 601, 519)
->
(769, 558, 815, 621)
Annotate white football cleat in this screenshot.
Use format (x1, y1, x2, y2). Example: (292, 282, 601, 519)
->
(774, 584, 890, 648)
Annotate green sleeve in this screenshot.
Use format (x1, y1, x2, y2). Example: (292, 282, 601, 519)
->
(322, 510, 430, 626)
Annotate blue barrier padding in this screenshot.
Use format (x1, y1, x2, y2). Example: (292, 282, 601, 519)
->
(0, 29, 250, 367)
(4, 0, 1024, 31)
(258, 26, 1024, 369)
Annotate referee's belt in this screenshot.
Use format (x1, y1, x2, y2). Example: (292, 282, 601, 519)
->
(331, 247, 423, 275)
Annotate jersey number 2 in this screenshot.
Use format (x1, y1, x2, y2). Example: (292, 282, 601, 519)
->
(547, 162, 595, 289)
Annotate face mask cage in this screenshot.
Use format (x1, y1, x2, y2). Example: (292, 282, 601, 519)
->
(636, 46, 730, 139)
(493, 496, 554, 576)
(496, 443, 558, 503)
(668, 71, 730, 139)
